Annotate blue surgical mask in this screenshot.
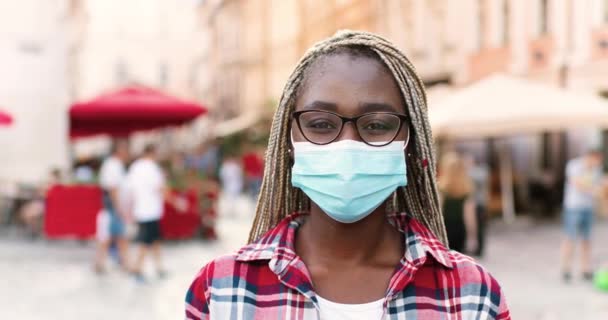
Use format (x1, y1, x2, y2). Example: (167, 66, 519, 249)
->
(291, 139, 408, 223)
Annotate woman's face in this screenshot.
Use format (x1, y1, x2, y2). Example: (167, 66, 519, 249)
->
(293, 53, 408, 144)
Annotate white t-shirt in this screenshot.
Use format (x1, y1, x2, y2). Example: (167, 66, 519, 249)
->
(219, 160, 243, 196)
(75, 165, 95, 183)
(99, 157, 126, 190)
(563, 157, 602, 210)
(126, 158, 165, 222)
(316, 295, 384, 320)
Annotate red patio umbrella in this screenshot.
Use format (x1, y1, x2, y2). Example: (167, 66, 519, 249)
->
(69, 86, 207, 138)
(0, 109, 13, 126)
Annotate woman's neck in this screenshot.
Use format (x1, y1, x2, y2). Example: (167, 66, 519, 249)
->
(295, 203, 404, 266)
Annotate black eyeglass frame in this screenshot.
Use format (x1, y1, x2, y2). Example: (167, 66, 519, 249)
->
(292, 110, 410, 147)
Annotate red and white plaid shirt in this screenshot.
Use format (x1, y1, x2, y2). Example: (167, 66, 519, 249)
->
(186, 212, 510, 319)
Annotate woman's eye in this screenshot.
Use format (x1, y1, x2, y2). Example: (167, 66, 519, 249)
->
(306, 120, 337, 129)
(363, 122, 391, 131)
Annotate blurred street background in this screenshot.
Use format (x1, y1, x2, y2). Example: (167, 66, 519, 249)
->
(1, 0, 608, 319)
(1, 200, 608, 319)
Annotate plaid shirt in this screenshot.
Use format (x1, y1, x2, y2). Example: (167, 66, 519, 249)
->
(186, 213, 510, 319)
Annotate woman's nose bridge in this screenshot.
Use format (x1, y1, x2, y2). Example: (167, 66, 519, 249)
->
(338, 120, 361, 141)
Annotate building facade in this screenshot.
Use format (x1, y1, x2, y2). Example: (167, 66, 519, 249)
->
(0, 0, 210, 183)
(76, 0, 208, 102)
(203, 0, 608, 117)
(1, 0, 607, 184)
(0, 0, 74, 183)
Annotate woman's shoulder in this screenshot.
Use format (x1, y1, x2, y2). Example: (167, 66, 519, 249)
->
(446, 250, 499, 281)
(443, 250, 508, 309)
(187, 246, 277, 290)
(185, 250, 279, 317)
(189, 252, 248, 284)
(421, 251, 510, 318)
(186, 254, 242, 309)
(186, 254, 241, 319)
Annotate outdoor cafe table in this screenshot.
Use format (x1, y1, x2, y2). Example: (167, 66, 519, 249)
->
(159, 190, 200, 240)
(44, 185, 101, 239)
(44, 185, 200, 240)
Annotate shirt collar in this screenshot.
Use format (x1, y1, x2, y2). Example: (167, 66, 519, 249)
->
(235, 212, 454, 270)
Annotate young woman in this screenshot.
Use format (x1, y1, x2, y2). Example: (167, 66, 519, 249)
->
(438, 152, 478, 254)
(186, 31, 509, 320)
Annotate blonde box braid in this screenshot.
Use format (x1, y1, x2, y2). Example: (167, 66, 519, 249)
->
(248, 30, 448, 245)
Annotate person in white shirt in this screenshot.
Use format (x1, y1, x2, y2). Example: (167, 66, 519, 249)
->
(126, 144, 167, 282)
(561, 149, 604, 282)
(219, 155, 244, 217)
(94, 140, 131, 274)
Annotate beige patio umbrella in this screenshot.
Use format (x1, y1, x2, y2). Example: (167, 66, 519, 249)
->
(213, 112, 260, 137)
(430, 74, 608, 139)
(429, 74, 608, 222)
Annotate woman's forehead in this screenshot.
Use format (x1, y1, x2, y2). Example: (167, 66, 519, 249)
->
(296, 53, 406, 115)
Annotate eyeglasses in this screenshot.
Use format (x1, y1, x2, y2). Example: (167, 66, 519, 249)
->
(292, 110, 409, 147)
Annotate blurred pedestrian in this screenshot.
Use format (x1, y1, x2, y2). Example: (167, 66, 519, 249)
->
(167, 151, 189, 191)
(219, 153, 243, 217)
(186, 31, 509, 319)
(195, 173, 219, 240)
(467, 154, 489, 257)
(94, 140, 131, 274)
(242, 145, 264, 200)
(18, 168, 63, 238)
(74, 158, 95, 183)
(126, 144, 167, 282)
(188, 141, 220, 177)
(561, 149, 604, 282)
(438, 152, 478, 254)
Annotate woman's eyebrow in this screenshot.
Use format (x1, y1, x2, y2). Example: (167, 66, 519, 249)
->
(359, 102, 398, 113)
(302, 101, 338, 111)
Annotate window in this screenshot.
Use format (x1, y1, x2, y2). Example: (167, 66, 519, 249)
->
(539, 0, 549, 35)
(503, 0, 510, 45)
(478, 0, 486, 49)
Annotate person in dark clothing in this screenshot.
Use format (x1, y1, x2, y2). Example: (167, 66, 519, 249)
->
(442, 195, 468, 252)
(439, 152, 478, 254)
(467, 155, 489, 257)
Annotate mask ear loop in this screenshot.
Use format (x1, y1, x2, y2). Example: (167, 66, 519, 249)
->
(402, 126, 411, 151)
(289, 131, 295, 157)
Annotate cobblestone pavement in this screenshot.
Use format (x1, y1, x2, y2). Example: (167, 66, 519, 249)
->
(1, 200, 607, 319)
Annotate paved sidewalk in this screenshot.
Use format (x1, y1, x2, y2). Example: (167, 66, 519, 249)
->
(479, 217, 608, 320)
(0, 206, 254, 320)
(1, 206, 607, 319)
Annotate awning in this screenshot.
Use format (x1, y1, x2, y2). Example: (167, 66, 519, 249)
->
(429, 75, 608, 139)
(213, 112, 260, 137)
(0, 109, 13, 126)
(69, 86, 207, 138)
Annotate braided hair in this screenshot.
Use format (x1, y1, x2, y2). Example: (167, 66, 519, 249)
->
(248, 30, 447, 245)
